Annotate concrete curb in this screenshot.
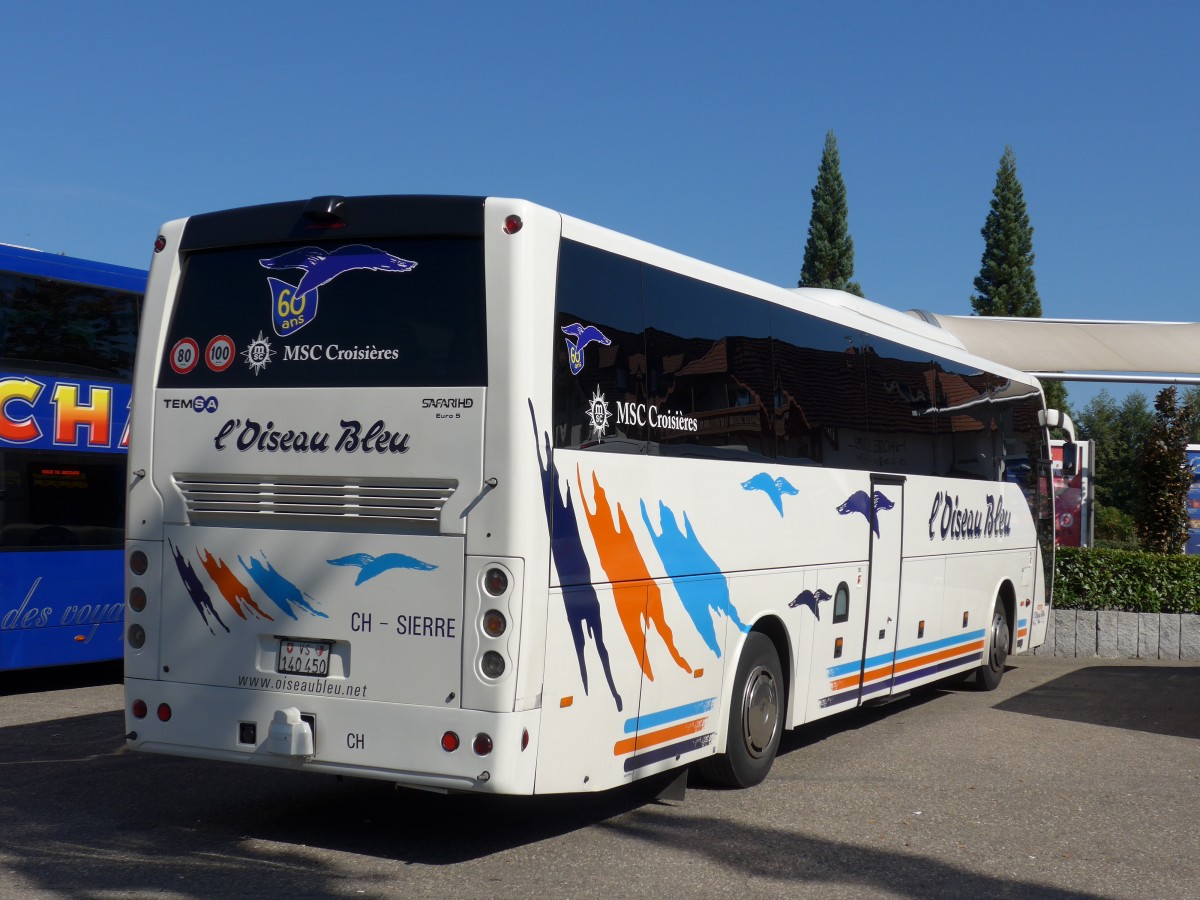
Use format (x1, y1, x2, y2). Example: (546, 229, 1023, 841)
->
(1033, 609, 1200, 659)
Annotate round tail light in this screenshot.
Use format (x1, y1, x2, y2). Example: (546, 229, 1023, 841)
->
(482, 609, 507, 637)
(481, 651, 505, 679)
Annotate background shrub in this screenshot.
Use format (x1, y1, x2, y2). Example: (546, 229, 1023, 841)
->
(1054, 546, 1200, 614)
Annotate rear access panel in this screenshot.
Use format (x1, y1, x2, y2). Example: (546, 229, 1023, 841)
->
(158, 524, 465, 707)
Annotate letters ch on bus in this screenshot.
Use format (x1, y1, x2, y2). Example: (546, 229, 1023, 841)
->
(0, 376, 130, 449)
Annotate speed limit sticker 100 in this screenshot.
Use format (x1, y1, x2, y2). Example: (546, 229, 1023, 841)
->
(206, 335, 236, 373)
(170, 338, 200, 375)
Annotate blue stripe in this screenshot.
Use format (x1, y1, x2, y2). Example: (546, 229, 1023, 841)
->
(894, 629, 986, 662)
(623, 697, 716, 735)
(820, 650, 985, 707)
(623, 734, 714, 772)
(828, 629, 988, 678)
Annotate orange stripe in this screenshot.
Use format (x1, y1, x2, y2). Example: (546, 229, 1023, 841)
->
(613, 717, 706, 756)
(829, 640, 986, 692)
(893, 640, 984, 676)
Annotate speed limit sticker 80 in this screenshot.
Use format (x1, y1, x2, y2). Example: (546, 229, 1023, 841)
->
(206, 335, 236, 372)
(170, 338, 200, 374)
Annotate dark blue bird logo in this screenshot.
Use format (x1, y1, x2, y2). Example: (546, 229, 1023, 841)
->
(561, 323, 612, 375)
(789, 588, 832, 620)
(259, 245, 417, 337)
(837, 489, 896, 537)
(741, 472, 799, 516)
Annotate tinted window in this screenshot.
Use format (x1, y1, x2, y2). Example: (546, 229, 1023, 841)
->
(552, 241, 646, 451)
(863, 336, 943, 475)
(932, 359, 1002, 479)
(772, 311, 865, 466)
(0, 272, 139, 379)
(0, 451, 124, 548)
(643, 268, 773, 460)
(158, 238, 485, 389)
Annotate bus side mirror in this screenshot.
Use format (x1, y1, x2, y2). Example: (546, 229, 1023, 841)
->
(1062, 442, 1080, 478)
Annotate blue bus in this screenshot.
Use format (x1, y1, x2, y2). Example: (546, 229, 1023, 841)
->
(0, 243, 144, 670)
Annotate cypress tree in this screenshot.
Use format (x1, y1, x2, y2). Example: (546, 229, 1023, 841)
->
(799, 131, 863, 297)
(970, 146, 1041, 317)
(970, 146, 1068, 412)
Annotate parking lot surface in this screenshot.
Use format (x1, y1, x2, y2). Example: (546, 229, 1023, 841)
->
(1, 656, 1197, 898)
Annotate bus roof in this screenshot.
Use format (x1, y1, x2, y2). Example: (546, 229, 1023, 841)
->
(0, 242, 147, 294)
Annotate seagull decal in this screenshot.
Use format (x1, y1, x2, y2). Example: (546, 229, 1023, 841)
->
(837, 489, 896, 537)
(327, 552, 438, 586)
(259, 244, 417, 336)
(789, 588, 833, 620)
(561, 322, 612, 374)
(741, 472, 799, 516)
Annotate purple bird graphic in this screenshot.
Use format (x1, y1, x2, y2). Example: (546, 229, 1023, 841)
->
(259, 245, 417, 297)
(837, 489, 895, 537)
(259, 244, 417, 337)
(561, 323, 612, 374)
(789, 587, 833, 620)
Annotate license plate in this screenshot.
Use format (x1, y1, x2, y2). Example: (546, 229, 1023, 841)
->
(277, 639, 332, 676)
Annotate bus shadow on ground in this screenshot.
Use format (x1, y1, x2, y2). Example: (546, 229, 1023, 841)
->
(0, 707, 1109, 898)
(992, 664, 1200, 740)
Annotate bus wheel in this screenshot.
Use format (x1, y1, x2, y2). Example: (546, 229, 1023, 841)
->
(976, 599, 1010, 691)
(696, 632, 783, 788)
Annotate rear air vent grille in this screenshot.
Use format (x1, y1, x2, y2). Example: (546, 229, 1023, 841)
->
(174, 473, 458, 532)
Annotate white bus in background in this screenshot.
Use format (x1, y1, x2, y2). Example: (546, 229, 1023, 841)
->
(124, 196, 1057, 794)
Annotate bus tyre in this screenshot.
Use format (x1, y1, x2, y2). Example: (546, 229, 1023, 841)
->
(976, 600, 1010, 691)
(696, 632, 783, 789)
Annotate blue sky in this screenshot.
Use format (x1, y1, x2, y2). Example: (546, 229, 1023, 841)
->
(3, 2, 1196, 410)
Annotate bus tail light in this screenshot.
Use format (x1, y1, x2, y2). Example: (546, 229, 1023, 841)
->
(483, 567, 508, 596)
(157, 703, 172, 722)
(482, 609, 507, 637)
(473, 733, 493, 756)
(503, 215, 523, 235)
(129, 587, 147, 613)
(480, 651, 505, 679)
(441, 731, 460, 752)
(127, 624, 146, 649)
(132, 699, 147, 719)
(129, 550, 149, 576)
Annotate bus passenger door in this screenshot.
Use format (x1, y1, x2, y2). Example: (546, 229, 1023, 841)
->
(859, 476, 905, 703)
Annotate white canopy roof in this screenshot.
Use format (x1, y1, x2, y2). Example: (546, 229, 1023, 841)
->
(909, 313, 1200, 383)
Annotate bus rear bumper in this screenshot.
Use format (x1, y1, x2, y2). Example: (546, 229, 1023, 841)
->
(124, 678, 540, 795)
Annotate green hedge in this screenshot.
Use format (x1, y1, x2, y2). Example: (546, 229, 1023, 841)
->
(1054, 546, 1200, 614)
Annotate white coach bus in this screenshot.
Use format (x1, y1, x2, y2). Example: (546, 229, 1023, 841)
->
(124, 196, 1056, 793)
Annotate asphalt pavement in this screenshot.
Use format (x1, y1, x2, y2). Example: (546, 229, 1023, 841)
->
(1, 655, 1197, 898)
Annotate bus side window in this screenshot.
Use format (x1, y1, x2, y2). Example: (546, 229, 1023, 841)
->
(833, 581, 850, 624)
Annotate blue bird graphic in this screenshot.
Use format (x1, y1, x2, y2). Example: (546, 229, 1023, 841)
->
(789, 588, 833, 620)
(741, 472, 799, 516)
(836, 490, 895, 537)
(561, 323, 612, 374)
(327, 552, 438, 586)
(259, 245, 417, 298)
